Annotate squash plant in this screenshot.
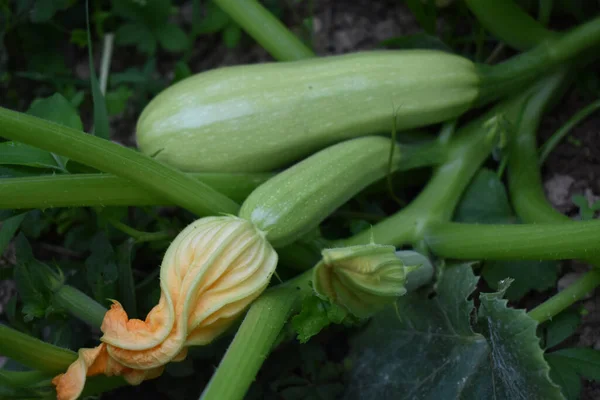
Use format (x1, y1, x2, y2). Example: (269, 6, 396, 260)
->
(1, 0, 600, 399)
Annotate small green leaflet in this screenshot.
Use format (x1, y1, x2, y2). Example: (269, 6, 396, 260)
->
(542, 308, 582, 350)
(12, 234, 63, 322)
(0, 93, 82, 172)
(27, 93, 83, 131)
(546, 348, 600, 400)
(343, 263, 564, 400)
(454, 168, 559, 301)
(291, 295, 348, 343)
(0, 142, 67, 172)
(85, 232, 118, 304)
(0, 213, 26, 257)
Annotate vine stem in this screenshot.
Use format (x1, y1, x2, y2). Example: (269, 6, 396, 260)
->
(53, 285, 108, 329)
(423, 220, 600, 260)
(476, 15, 600, 104)
(0, 172, 270, 210)
(200, 269, 314, 400)
(528, 269, 600, 323)
(0, 107, 240, 217)
(538, 99, 600, 164)
(341, 70, 568, 248)
(507, 71, 600, 323)
(212, 0, 315, 62)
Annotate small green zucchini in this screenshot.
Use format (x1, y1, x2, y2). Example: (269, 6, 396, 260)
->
(136, 50, 478, 172)
(238, 135, 443, 247)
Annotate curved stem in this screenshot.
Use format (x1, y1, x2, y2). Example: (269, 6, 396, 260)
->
(0, 369, 51, 388)
(342, 70, 567, 248)
(507, 77, 600, 323)
(465, 0, 557, 51)
(477, 16, 600, 104)
(0, 107, 240, 217)
(424, 220, 600, 260)
(53, 285, 107, 329)
(0, 324, 76, 373)
(529, 269, 600, 323)
(200, 269, 314, 400)
(213, 0, 315, 61)
(539, 99, 600, 164)
(0, 172, 271, 210)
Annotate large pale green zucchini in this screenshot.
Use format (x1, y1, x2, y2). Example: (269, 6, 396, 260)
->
(238, 135, 443, 247)
(136, 50, 478, 172)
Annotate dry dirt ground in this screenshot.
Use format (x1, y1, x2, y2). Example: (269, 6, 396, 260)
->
(1, 0, 599, 398)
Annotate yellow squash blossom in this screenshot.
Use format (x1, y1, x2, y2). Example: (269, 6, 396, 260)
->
(52, 216, 278, 400)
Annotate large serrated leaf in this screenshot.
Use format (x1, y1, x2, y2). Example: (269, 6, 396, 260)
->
(463, 281, 564, 399)
(343, 263, 487, 399)
(343, 263, 565, 400)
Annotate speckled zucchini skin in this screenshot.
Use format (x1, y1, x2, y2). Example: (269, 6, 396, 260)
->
(136, 50, 479, 172)
(239, 136, 405, 247)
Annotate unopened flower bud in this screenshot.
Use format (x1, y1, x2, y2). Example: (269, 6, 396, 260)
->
(53, 215, 277, 400)
(313, 244, 431, 318)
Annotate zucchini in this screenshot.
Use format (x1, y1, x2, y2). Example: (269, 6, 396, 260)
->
(136, 50, 478, 172)
(238, 135, 444, 247)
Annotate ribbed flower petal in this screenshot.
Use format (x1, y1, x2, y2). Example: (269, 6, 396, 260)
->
(53, 215, 277, 399)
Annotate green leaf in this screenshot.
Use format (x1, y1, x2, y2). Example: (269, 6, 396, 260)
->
(156, 24, 188, 52)
(24, 92, 84, 171)
(482, 260, 559, 301)
(0, 213, 26, 257)
(404, 0, 437, 35)
(193, 1, 231, 35)
(30, 0, 70, 23)
(543, 308, 582, 349)
(115, 22, 157, 55)
(343, 263, 565, 400)
(116, 239, 137, 318)
(291, 295, 348, 344)
(172, 61, 192, 84)
(112, 0, 172, 29)
(27, 93, 83, 131)
(70, 29, 89, 49)
(454, 168, 514, 224)
(12, 234, 61, 322)
(546, 348, 600, 400)
(86, 1, 110, 140)
(466, 280, 564, 399)
(222, 24, 242, 49)
(85, 232, 118, 304)
(105, 86, 133, 116)
(571, 194, 600, 220)
(0, 142, 67, 171)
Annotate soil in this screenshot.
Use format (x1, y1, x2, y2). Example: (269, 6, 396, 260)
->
(1, 0, 600, 397)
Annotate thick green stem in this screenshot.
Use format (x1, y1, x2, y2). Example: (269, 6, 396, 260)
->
(0, 369, 51, 388)
(0, 324, 76, 373)
(528, 269, 600, 323)
(465, 0, 557, 51)
(0, 172, 271, 209)
(424, 220, 600, 260)
(0, 107, 239, 216)
(342, 70, 567, 248)
(477, 16, 600, 104)
(507, 77, 600, 323)
(200, 269, 314, 400)
(213, 0, 315, 62)
(53, 285, 107, 329)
